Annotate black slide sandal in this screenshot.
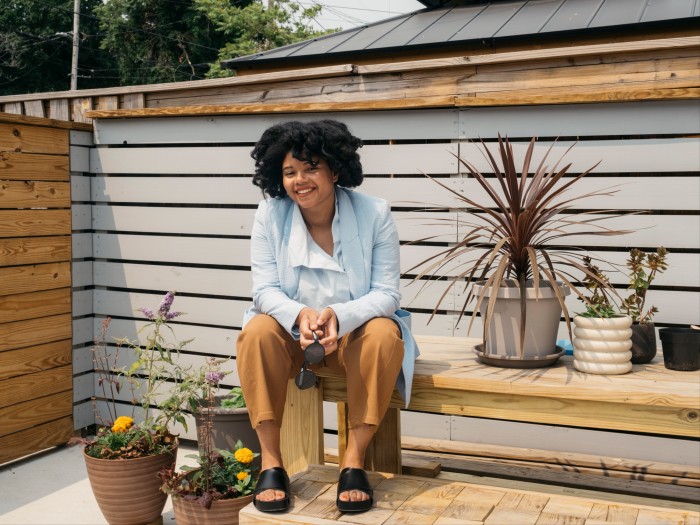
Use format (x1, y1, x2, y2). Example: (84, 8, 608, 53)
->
(253, 467, 290, 512)
(336, 467, 373, 513)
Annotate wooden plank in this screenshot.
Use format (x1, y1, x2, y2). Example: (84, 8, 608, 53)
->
(0, 236, 71, 267)
(356, 36, 700, 75)
(0, 339, 72, 381)
(0, 390, 72, 438)
(281, 379, 325, 476)
(71, 97, 93, 124)
(0, 313, 72, 353)
(87, 96, 459, 119)
(0, 416, 73, 465)
(0, 364, 72, 409)
(23, 100, 45, 118)
(0, 262, 70, 296)
(0, 152, 70, 181)
(0, 209, 71, 237)
(121, 93, 146, 109)
(0, 180, 71, 208)
(97, 96, 119, 111)
(457, 88, 700, 106)
(0, 122, 68, 155)
(3, 102, 22, 115)
(0, 288, 72, 324)
(49, 99, 70, 122)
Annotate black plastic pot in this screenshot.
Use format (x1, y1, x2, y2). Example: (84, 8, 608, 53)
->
(630, 322, 657, 364)
(659, 328, 700, 371)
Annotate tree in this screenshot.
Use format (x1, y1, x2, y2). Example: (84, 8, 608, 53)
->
(194, 0, 334, 78)
(0, 0, 117, 95)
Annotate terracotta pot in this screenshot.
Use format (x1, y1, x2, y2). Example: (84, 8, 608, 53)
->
(84, 445, 177, 525)
(660, 327, 700, 371)
(573, 315, 632, 375)
(172, 494, 254, 525)
(630, 322, 657, 364)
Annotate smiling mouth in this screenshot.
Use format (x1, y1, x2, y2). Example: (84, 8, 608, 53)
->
(297, 188, 315, 196)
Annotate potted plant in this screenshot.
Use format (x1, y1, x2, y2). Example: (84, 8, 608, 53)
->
(620, 247, 669, 364)
(173, 359, 261, 469)
(573, 257, 633, 375)
(160, 368, 259, 525)
(411, 135, 630, 367)
(72, 292, 191, 525)
(659, 326, 700, 371)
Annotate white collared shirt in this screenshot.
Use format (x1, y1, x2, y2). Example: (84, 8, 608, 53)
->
(287, 200, 351, 311)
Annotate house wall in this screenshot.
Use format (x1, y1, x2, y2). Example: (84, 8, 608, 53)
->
(79, 100, 700, 465)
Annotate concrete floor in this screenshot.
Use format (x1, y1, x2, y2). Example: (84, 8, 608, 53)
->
(0, 443, 198, 525)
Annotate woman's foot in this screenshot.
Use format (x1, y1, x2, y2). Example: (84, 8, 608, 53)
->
(253, 467, 290, 512)
(336, 467, 373, 513)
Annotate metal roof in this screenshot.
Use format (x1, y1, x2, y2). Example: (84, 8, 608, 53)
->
(222, 0, 700, 69)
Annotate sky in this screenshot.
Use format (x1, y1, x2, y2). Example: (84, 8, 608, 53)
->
(298, 0, 426, 31)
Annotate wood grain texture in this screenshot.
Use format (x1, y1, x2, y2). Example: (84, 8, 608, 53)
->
(0, 112, 90, 130)
(0, 313, 72, 352)
(0, 262, 70, 296)
(238, 464, 699, 525)
(0, 152, 70, 181)
(0, 288, 71, 323)
(0, 180, 71, 208)
(281, 379, 325, 476)
(0, 364, 71, 408)
(0, 122, 68, 154)
(0, 390, 72, 437)
(0, 236, 71, 267)
(0, 416, 73, 464)
(0, 209, 71, 237)
(0, 339, 72, 381)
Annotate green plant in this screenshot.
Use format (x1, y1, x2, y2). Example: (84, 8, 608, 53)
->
(410, 135, 631, 351)
(220, 387, 246, 409)
(577, 256, 618, 318)
(160, 365, 258, 508)
(621, 247, 669, 324)
(80, 292, 192, 459)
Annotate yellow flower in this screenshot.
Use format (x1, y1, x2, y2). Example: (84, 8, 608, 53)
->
(111, 416, 134, 433)
(234, 448, 254, 464)
(237, 472, 248, 481)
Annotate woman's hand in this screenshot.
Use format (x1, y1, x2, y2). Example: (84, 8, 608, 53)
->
(296, 306, 338, 355)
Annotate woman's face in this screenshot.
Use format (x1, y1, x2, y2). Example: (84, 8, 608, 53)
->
(282, 152, 337, 213)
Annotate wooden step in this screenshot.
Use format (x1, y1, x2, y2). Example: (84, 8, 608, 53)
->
(239, 464, 699, 524)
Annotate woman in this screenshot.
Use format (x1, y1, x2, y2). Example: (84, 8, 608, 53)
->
(237, 120, 419, 514)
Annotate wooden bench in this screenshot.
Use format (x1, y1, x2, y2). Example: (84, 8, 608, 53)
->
(280, 336, 700, 476)
(239, 464, 700, 525)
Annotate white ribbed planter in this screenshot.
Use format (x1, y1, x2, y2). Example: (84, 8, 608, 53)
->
(573, 315, 633, 375)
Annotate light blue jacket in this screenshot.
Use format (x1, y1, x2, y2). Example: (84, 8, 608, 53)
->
(242, 187, 419, 406)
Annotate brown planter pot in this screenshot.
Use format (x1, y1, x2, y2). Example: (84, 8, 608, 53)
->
(84, 446, 177, 525)
(172, 494, 254, 525)
(195, 399, 261, 470)
(630, 322, 657, 364)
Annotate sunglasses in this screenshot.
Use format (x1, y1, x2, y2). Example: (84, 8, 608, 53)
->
(294, 332, 325, 390)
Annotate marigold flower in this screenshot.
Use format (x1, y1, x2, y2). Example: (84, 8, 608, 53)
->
(234, 448, 254, 464)
(111, 416, 134, 433)
(237, 472, 248, 481)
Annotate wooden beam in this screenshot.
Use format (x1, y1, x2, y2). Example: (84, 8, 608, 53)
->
(0, 112, 91, 131)
(456, 88, 700, 107)
(85, 96, 458, 119)
(357, 36, 700, 75)
(0, 64, 357, 104)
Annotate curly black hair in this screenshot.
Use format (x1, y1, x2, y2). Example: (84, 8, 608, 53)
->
(250, 120, 363, 198)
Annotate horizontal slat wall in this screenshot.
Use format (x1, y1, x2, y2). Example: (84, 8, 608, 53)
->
(87, 103, 699, 453)
(0, 114, 76, 464)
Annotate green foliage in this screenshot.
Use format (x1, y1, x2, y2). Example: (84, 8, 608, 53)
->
(577, 256, 618, 318)
(194, 0, 334, 78)
(0, 0, 117, 95)
(220, 387, 246, 409)
(620, 247, 668, 324)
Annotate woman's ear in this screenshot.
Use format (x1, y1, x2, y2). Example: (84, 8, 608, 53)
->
(332, 173, 339, 182)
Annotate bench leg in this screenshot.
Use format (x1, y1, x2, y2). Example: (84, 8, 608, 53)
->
(280, 378, 324, 476)
(337, 402, 401, 474)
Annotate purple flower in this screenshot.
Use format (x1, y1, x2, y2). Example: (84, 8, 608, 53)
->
(165, 311, 183, 320)
(140, 307, 155, 321)
(158, 292, 175, 317)
(205, 371, 225, 385)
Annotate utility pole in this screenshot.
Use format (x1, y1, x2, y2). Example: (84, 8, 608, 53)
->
(70, 0, 80, 90)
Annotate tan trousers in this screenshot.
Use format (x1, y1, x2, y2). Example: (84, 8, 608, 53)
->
(236, 314, 404, 430)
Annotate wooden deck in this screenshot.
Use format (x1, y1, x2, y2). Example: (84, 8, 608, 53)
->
(239, 464, 699, 525)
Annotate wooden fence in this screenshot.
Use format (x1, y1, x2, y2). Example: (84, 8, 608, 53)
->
(81, 100, 700, 465)
(0, 113, 90, 464)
